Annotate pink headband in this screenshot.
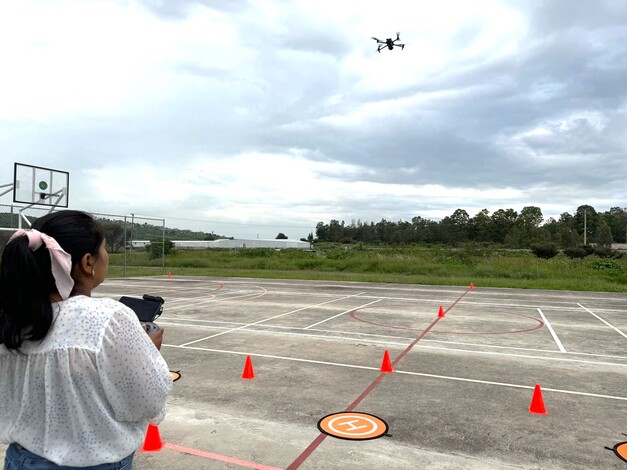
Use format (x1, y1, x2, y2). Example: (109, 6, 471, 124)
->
(9, 229, 75, 300)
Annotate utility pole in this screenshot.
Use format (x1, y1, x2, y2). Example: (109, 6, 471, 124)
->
(583, 209, 587, 245)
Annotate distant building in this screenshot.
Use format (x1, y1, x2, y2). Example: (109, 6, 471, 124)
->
(130, 239, 311, 250)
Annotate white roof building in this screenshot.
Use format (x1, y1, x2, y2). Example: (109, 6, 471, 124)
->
(172, 238, 311, 250)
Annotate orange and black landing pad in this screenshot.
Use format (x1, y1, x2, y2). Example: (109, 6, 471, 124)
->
(606, 437, 627, 463)
(170, 370, 182, 382)
(317, 412, 389, 441)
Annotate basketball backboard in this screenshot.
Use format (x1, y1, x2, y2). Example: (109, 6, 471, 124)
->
(13, 162, 69, 207)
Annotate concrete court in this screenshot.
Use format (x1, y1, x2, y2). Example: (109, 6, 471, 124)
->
(1, 276, 626, 469)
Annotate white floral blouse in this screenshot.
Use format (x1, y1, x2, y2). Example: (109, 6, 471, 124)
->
(0, 296, 173, 466)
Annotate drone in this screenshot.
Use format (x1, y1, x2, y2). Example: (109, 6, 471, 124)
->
(371, 32, 405, 53)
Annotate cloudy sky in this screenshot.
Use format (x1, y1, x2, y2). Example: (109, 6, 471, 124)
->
(1, 0, 626, 239)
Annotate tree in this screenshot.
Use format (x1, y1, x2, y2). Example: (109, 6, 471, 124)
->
(491, 209, 518, 243)
(575, 205, 599, 243)
(469, 209, 491, 242)
(594, 219, 613, 247)
(560, 227, 580, 248)
(101, 220, 125, 252)
(441, 209, 470, 243)
(518, 206, 544, 229)
(329, 220, 344, 242)
(604, 207, 627, 243)
(558, 212, 575, 229)
(276, 233, 288, 239)
(504, 207, 544, 248)
(315, 222, 329, 242)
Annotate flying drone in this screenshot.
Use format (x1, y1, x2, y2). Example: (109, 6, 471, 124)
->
(371, 32, 405, 53)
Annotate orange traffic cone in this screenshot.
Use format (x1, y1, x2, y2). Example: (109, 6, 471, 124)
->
(470, 282, 474, 290)
(167, 272, 172, 279)
(241, 355, 255, 379)
(140, 424, 164, 452)
(438, 305, 445, 318)
(528, 384, 548, 415)
(380, 350, 393, 373)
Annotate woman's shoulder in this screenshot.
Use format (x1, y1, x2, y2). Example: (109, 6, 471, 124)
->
(60, 295, 131, 319)
(49, 296, 137, 351)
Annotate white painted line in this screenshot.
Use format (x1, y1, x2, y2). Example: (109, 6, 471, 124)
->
(578, 303, 627, 339)
(166, 291, 265, 311)
(178, 292, 366, 347)
(160, 321, 627, 368)
(160, 318, 627, 360)
(537, 308, 566, 353)
(99, 281, 626, 314)
(304, 299, 382, 329)
(394, 371, 627, 401)
(161, 344, 627, 401)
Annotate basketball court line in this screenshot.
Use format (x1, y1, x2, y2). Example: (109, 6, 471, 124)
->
(99, 281, 626, 316)
(160, 316, 627, 359)
(178, 292, 367, 347)
(578, 303, 627, 339)
(102, 278, 627, 304)
(537, 308, 566, 352)
(161, 325, 627, 368)
(163, 344, 627, 401)
(166, 291, 266, 311)
(100, 289, 627, 317)
(104, 277, 625, 299)
(303, 299, 382, 329)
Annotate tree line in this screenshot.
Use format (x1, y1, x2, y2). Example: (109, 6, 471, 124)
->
(0, 213, 230, 253)
(314, 205, 627, 248)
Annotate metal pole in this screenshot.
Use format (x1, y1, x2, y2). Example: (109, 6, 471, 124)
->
(130, 213, 134, 253)
(123, 216, 127, 278)
(161, 219, 166, 276)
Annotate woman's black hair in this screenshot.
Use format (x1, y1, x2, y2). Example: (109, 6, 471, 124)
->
(0, 210, 104, 351)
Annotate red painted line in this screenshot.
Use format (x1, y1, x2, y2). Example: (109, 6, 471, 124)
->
(286, 287, 473, 469)
(285, 433, 327, 470)
(163, 442, 283, 470)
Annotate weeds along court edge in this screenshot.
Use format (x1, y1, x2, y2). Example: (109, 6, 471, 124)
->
(106, 244, 627, 292)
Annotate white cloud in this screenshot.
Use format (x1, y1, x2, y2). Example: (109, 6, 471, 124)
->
(1, 0, 625, 238)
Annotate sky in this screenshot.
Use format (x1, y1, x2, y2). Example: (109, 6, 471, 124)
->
(1, 0, 626, 239)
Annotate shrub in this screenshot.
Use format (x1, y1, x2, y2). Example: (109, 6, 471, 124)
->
(590, 258, 622, 271)
(592, 247, 623, 259)
(145, 238, 174, 260)
(564, 246, 590, 259)
(531, 243, 558, 259)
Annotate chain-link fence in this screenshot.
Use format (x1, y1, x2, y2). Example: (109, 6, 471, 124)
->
(0, 204, 166, 278)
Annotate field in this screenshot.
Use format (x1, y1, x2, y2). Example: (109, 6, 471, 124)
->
(108, 244, 627, 292)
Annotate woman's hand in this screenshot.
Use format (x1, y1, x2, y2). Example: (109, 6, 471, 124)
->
(144, 324, 164, 350)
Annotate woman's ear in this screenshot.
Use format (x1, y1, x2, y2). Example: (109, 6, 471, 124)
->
(79, 252, 95, 277)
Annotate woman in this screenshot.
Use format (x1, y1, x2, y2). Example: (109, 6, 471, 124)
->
(0, 210, 172, 469)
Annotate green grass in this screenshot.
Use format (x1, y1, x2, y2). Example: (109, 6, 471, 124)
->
(107, 244, 627, 292)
